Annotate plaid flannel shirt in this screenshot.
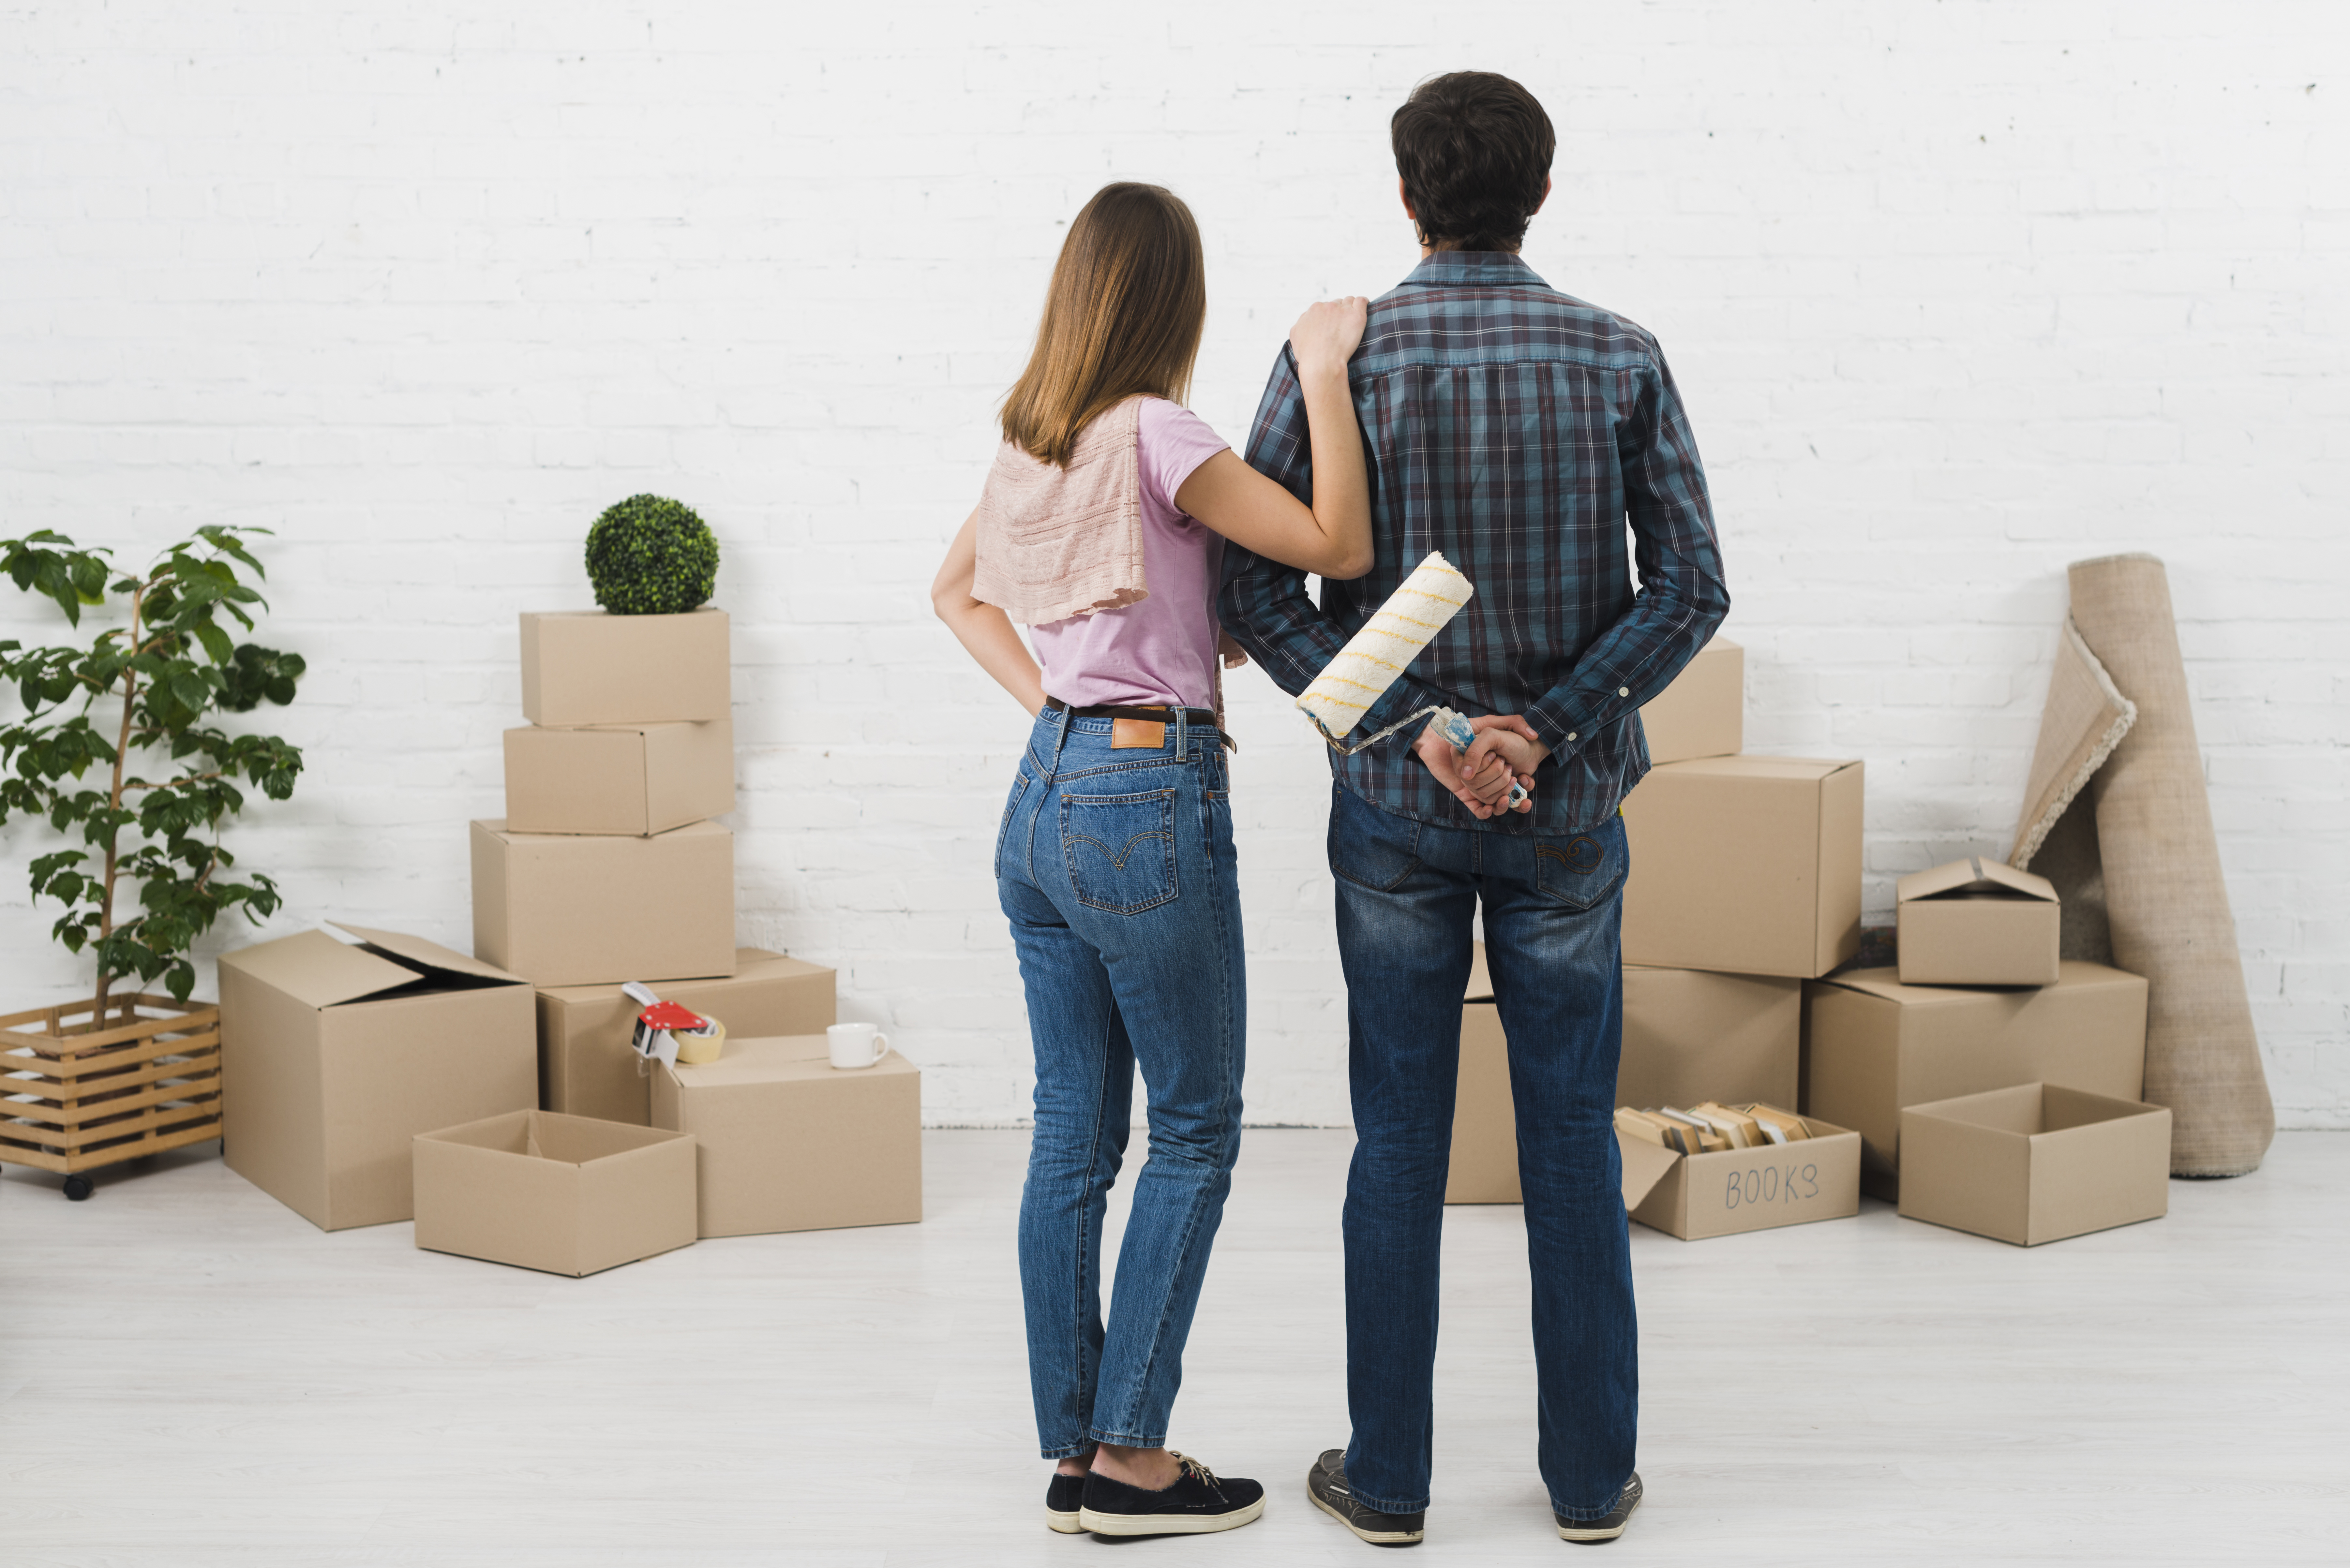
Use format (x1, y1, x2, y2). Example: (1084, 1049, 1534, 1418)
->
(1218, 251, 1729, 835)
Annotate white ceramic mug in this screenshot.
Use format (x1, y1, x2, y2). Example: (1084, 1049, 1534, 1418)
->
(827, 1022, 888, 1071)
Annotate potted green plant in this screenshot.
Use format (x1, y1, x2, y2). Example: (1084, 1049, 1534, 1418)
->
(0, 525, 304, 1199)
(586, 494, 720, 614)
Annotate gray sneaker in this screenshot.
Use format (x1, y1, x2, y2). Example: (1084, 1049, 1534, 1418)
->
(1307, 1449, 1425, 1546)
(1555, 1473, 1642, 1543)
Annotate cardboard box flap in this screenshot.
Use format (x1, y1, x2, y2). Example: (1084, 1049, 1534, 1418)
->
(1818, 959, 2135, 1007)
(217, 928, 442, 1011)
(1654, 754, 1857, 784)
(330, 923, 524, 988)
(1897, 857, 2058, 905)
(666, 1033, 835, 1088)
(1615, 1127, 1682, 1210)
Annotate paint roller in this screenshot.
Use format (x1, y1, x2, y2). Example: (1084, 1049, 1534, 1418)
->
(1296, 551, 1529, 808)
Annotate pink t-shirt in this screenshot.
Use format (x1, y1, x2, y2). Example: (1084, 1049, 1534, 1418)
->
(1029, 398, 1232, 711)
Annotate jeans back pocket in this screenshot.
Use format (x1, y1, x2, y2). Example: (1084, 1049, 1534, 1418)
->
(1533, 820, 1626, 911)
(1061, 788, 1179, 914)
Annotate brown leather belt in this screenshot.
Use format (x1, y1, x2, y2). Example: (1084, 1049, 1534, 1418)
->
(1042, 696, 1218, 726)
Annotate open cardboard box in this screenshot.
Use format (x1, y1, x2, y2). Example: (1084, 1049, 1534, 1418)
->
(1617, 1111, 1862, 1240)
(1803, 961, 2148, 1201)
(1895, 856, 2061, 987)
(537, 949, 837, 1125)
(651, 1034, 921, 1238)
(217, 924, 536, 1230)
(504, 717, 735, 837)
(1897, 1083, 2170, 1246)
(1637, 636, 1743, 764)
(471, 818, 737, 988)
(520, 608, 730, 728)
(1620, 755, 1864, 978)
(1446, 946, 1800, 1205)
(413, 1108, 697, 1277)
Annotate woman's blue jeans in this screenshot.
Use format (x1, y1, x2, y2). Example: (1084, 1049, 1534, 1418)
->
(998, 705, 1245, 1457)
(1328, 784, 1639, 1521)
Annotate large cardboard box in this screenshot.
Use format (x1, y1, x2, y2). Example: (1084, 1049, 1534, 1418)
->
(1621, 756, 1864, 978)
(537, 949, 838, 1125)
(217, 925, 536, 1231)
(1638, 636, 1743, 764)
(1803, 962, 2148, 1200)
(1446, 949, 1799, 1205)
(504, 718, 735, 837)
(471, 818, 736, 988)
(1895, 857, 2061, 987)
(1618, 1113, 1862, 1240)
(413, 1109, 698, 1276)
(650, 1034, 921, 1238)
(520, 608, 729, 728)
(1897, 1084, 2170, 1246)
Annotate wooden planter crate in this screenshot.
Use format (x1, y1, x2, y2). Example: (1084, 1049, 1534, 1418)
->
(0, 995, 222, 1177)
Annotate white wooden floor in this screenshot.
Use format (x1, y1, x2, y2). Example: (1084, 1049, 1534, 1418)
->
(3, 1130, 2343, 1566)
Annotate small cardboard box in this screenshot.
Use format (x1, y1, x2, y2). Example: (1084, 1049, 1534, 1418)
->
(504, 718, 736, 837)
(217, 925, 536, 1231)
(1804, 962, 2148, 1200)
(537, 949, 838, 1125)
(1897, 1084, 2170, 1246)
(413, 1109, 698, 1276)
(1620, 755, 1864, 978)
(1895, 857, 2061, 987)
(650, 1034, 921, 1238)
(1638, 636, 1743, 764)
(1618, 1113, 1862, 1240)
(1445, 949, 1799, 1205)
(520, 608, 730, 728)
(471, 818, 736, 988)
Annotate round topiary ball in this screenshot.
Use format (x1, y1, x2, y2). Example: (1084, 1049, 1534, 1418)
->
(585, 495, 720, 616)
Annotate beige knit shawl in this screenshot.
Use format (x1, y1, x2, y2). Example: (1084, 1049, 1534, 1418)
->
(971, 395, 1146, 626)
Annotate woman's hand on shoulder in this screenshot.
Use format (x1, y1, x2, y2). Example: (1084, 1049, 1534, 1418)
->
(1290, 296, 1369, 381)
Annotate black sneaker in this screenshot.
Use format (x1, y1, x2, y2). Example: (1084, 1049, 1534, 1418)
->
(1045, 1472, 1086, 1534)
(1078, 1451, 1266, 1536)
(1555, 1473, 1642, 1543)
(1307, 1449, 1425, 1546)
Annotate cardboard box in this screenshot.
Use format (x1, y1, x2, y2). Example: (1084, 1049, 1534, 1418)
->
(1895, 856, 2061, 987)
(1803, 961, 2148, 1200)
(412, 1109, 698, 1276)
(217, 925, 536, 1231)
(504, 718, 735, 837)
(471, 818, 736, 988)
(537, 949, 838, 1125)
(1446, 949, 1799, 1205)
(1621, 756, 1864, 978)
(1638, 636, 1743, 764)
(520, 608, 729, 728)
(650, 1034, 921, 1238)
(1897, 1084, 2170, 1246)
(1618, 1113, 1862, 1240)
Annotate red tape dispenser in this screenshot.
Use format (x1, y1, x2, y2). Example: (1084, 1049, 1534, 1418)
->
(622, 981, 726, 1070)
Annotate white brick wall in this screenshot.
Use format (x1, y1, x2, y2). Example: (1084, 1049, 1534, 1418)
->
(3, 2, 2343, 1127)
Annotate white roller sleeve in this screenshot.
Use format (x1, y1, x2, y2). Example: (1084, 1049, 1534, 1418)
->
(1296, 552, 1474, 739)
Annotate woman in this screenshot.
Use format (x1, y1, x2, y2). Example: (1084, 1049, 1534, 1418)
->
(930, 181, 1372, 1538)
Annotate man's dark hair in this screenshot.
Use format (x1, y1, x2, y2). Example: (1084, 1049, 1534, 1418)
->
(1390, 72, 1556, 253)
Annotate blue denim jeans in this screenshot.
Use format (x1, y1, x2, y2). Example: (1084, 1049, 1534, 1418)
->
(1327, 784, 1638, 1520)
(998, 705, 1245, 1457)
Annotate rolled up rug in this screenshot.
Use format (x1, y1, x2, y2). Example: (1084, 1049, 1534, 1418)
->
(2013, 554, 2274, 1176)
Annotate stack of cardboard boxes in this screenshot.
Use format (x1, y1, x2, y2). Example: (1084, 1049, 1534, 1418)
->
(218, 607, 923, 1273)
(1446, 637, 2167, 1246)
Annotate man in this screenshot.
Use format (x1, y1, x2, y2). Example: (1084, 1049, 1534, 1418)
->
(1219, 71, 1728, 1547)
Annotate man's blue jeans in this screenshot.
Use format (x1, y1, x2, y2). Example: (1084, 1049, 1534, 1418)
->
(998, 705, 1245, 1457)
(1328, 783, 1638, 1521)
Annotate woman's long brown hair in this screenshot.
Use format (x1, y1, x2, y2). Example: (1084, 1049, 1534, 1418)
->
(1001, 183, 1206, 466)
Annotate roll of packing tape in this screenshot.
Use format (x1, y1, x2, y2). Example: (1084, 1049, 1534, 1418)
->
(673, 1017, 727, 1065)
